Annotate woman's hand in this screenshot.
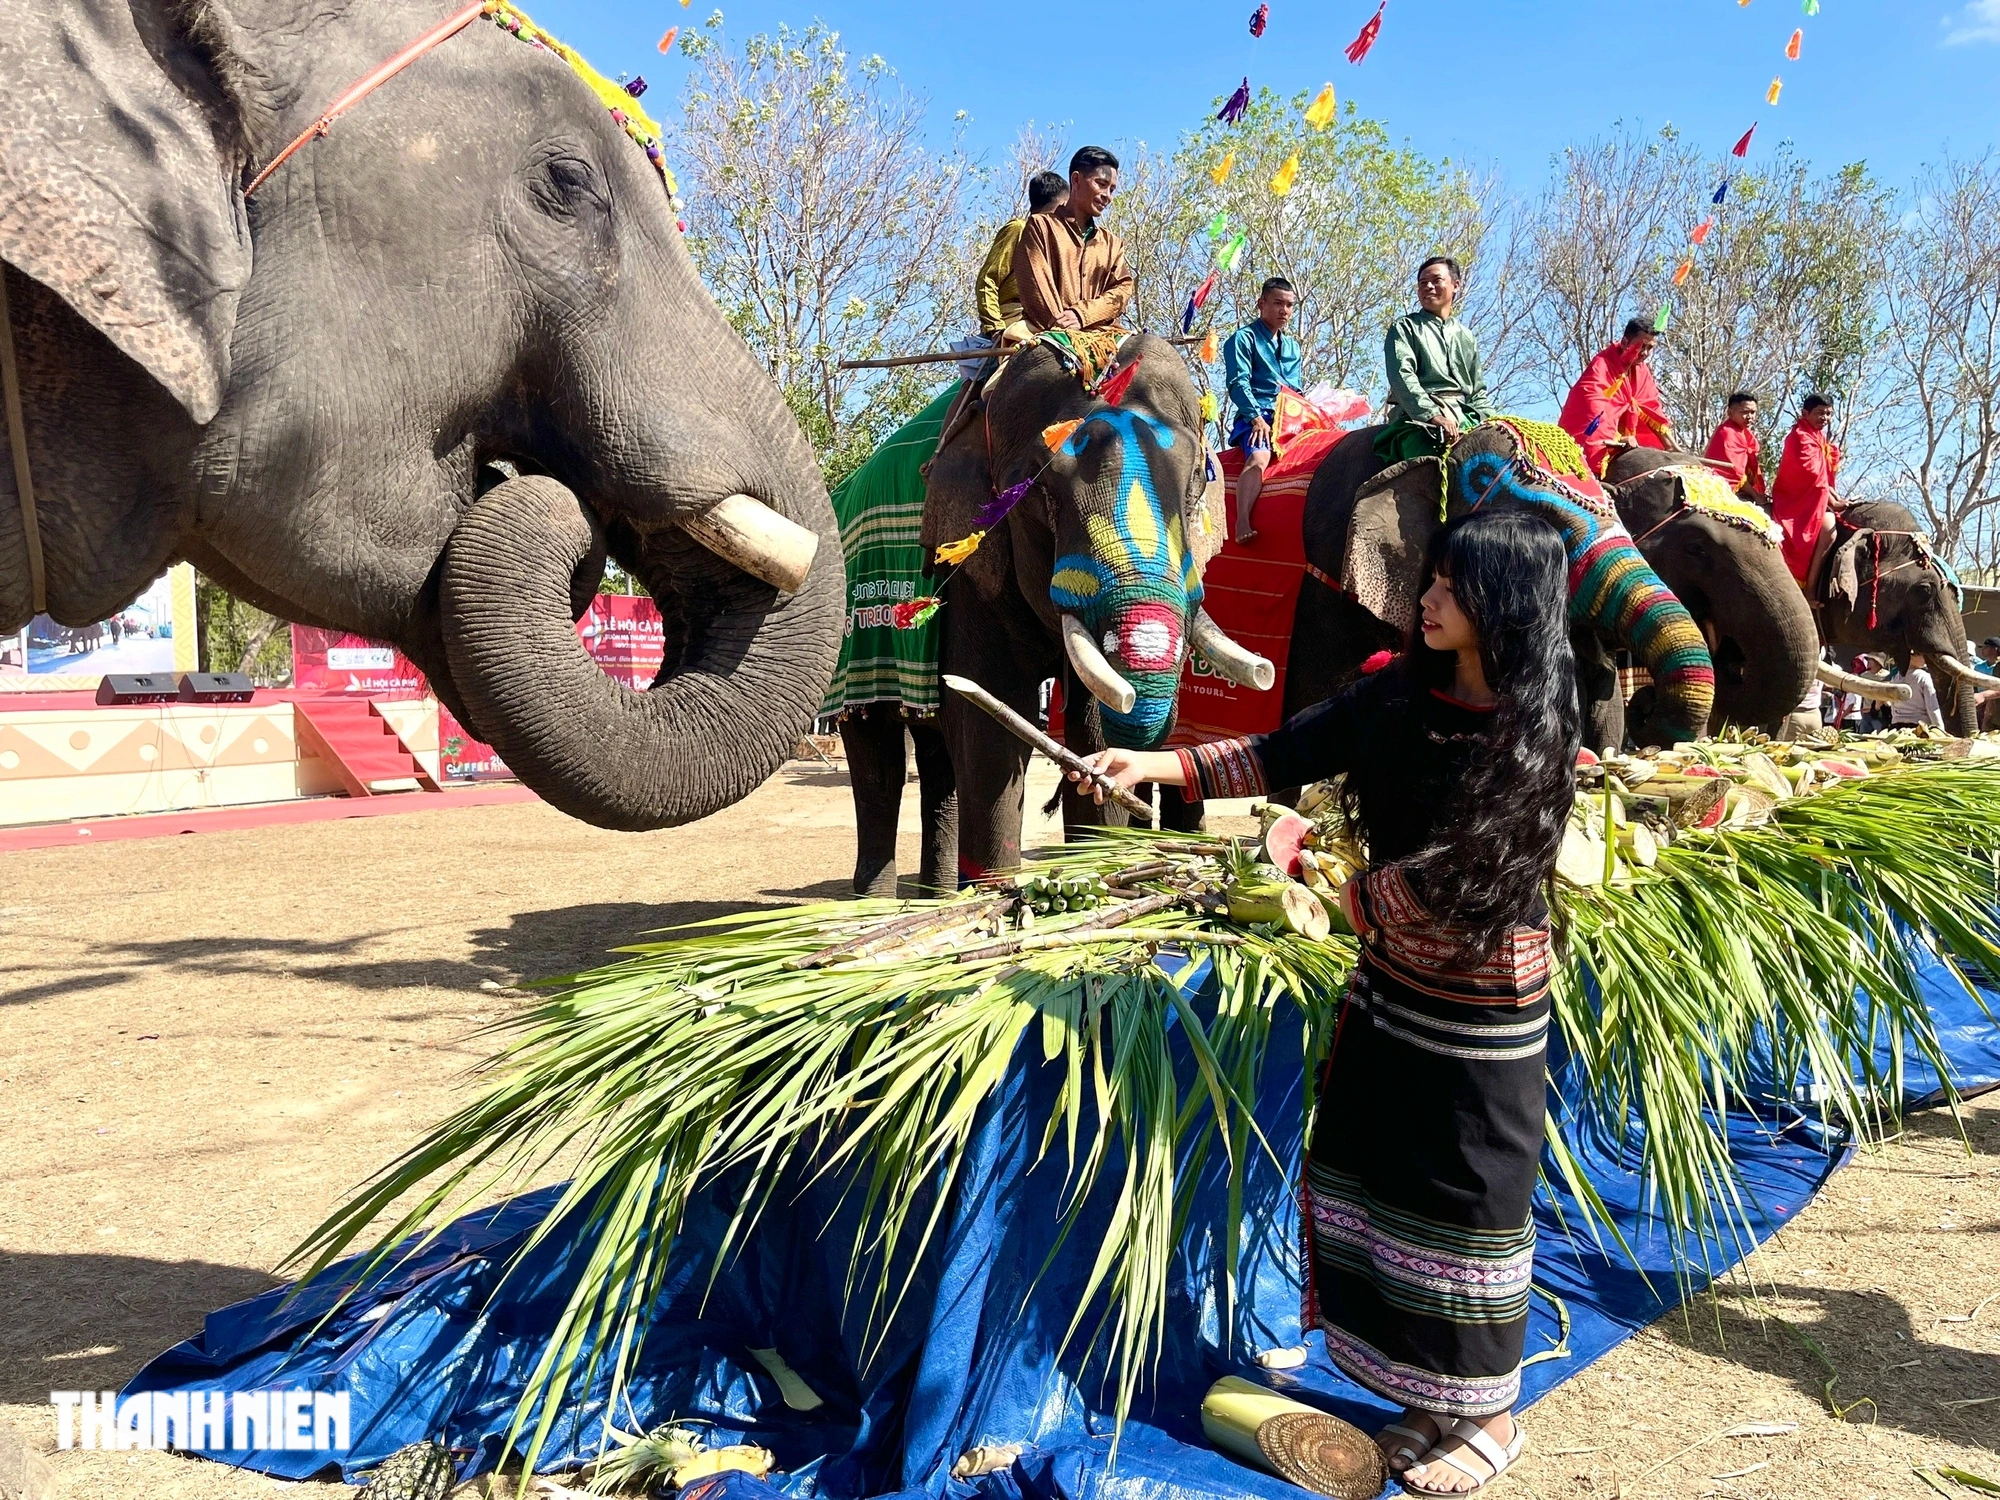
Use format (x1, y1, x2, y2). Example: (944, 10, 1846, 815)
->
(1065, 748, 1181, 803)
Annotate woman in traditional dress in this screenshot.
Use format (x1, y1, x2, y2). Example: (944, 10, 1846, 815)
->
(1071, 508, 1579, 1495)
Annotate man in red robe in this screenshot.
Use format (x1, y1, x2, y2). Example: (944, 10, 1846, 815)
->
(1703, 391, 1768, 501)
(1558, 318, 1677, 476)
(1771, 394, 1842, 586)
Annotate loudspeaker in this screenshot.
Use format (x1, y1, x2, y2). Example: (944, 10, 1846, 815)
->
(96, 674, 180, 705)
(179, 672, 256, 703)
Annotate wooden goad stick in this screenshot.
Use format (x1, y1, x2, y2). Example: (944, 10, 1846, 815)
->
(942, 674, 1156, 825)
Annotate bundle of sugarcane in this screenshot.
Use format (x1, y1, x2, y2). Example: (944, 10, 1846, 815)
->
(291, 748, 2000, 1475)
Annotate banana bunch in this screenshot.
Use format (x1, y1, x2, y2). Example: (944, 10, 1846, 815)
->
(1018, 869, 1110, 916)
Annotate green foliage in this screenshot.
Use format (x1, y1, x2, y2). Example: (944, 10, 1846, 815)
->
(194, 577, 292, 683)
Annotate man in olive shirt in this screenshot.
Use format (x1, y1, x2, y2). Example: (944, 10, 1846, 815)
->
(1375, 255, 1494, 465)
(1014, 146, 1136, 335)
(975, 170, 1069, 348)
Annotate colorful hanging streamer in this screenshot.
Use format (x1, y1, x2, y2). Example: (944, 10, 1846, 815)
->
(1097, 357, 1143, 406)
(1802, 0, 1818, 14)
(1042, 419, 1083, 453)
(1713, 179, 1729, 205)
(1690, 216, 1714, 245)
(1654, 301, 1672, 332)
(1198, 329, 1220, 364)
(1766, 76, 1783, 105)
(1211, 150, 1237, 185)
(1249, 4, 1269, 36)
(1218, 78, 1251, 124)
(1671, 258, 1694, 287)
(1345, 1, 1385, 63)
(892, 596, 943, 630)
(1270, 152, 1299, 196)
(623, 75, 648, 97)
(1191, 269, 1219, 313)
(1304, 83, 1336, 130)
(934, 531, 985, 566)
(1200, 391, 1220, 423)
(657, 25, 678, 51)
(1206, 211, 1231, 240)
(973, 478, 1035, 528)
(1218, 232, 1249, 274)
(1732, 123, 1757, 157)
(1786, 27, 1802, 58)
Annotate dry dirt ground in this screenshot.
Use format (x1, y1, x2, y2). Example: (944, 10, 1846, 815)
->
(0, 759, 1995, 1500)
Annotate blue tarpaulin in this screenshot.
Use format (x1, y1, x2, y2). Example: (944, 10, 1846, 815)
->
(125, 949, 1998, 1494)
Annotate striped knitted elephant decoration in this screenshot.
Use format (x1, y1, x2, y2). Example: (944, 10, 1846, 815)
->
(1451, 422, 1714, 743)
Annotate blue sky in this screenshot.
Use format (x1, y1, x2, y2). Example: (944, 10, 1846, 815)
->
(541, 0, 1997, 195)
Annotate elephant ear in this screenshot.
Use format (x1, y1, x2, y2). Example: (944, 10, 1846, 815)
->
(1184, 443, 1228, 576)
(1826, 528, 1867, 613)
(0, 0, 250, 422)
(1343, 456, 1443, 635)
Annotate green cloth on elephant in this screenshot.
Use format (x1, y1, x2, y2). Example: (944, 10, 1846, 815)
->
(820, 386, 957, 718)
(1374, 309, 1493, 465)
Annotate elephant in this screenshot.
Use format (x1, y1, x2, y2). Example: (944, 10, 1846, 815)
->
(1817, 500, 1982, 732)
(1603, 448, 1819, 739)
(855, 331, 1267, 880)
(2, 0, 841, 828)
(1278, 422, 1717, 753)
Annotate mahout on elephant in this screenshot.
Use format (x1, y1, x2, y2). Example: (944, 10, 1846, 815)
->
(838, 331, 1266, 882)
(1, 0, 841, 828)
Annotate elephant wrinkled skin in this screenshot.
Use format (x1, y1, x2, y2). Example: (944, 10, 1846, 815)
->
(0, 0, 841, 829)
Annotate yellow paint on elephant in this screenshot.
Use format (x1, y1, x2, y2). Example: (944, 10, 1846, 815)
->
(1122, 479, 1160, 562)
(1085, 515, 1127, 577)
(1165, 513, 1185, 579)
(1052, 566, 1104, 601)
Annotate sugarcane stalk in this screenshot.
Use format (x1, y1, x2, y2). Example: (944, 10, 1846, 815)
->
(838, 335, 1199, 370)
(790, 893, 1014, 969)
(954, 889, 1186, 962)
(1002, 927, 1247, 954)
(943, 674, 1156, 824)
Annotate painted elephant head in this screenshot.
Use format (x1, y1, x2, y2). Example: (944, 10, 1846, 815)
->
(1821, 501, 1981, 728)
(1342, 422, 1715, 742)
(1, 0, 840, 829)
(1605, 451, 1818, 733)
(930, 334, 1263, 749)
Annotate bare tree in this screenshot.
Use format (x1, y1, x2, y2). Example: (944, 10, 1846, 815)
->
(671, 18, 973, 482)
(1871, 156, 2000, 567)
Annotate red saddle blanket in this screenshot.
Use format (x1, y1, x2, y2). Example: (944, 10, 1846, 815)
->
(1171, 425, 1353, 745)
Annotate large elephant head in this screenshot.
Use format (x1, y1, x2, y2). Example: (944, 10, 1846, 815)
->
(931, 333, 1263, 749)
(1342, 422, 1715, 743)
(1605, 451, 1818, 733)
(1821, 501, 1981, 729)
(1, 0, 840, 829)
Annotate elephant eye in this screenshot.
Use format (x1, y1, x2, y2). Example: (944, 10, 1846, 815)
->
(530, 152, 605, 220)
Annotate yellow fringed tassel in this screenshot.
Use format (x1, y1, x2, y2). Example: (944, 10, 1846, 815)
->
(934, 531, 985, 566)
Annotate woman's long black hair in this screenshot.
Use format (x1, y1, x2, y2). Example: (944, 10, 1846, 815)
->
(1346, 508, 1581, 961)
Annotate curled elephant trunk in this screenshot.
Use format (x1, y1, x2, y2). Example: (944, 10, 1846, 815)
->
(440, 475, 837, 830)
(1816, 659, 1911, 704)
(1062, 613, 1137, 715)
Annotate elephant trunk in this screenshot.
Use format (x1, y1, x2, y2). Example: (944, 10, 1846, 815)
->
(439, 474, 839, 830)
(1934, 652, 1984, 733)
(1580, 546, 1714, 745)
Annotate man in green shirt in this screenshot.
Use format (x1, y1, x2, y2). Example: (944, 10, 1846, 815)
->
(1374, 255, 1494, 465)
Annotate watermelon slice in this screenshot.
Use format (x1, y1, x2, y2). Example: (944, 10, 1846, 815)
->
(1263, 813, 1313, 876)
(1575, 748, 1600, 769)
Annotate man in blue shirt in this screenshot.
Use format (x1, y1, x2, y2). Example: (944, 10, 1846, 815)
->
(1223, 277, 1305, 542)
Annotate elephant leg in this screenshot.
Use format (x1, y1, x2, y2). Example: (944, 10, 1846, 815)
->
(1157, 784, 1206, 832)
(909, 717, 959, 896)
(1575, 625, 1624, 753)
(943, 689, 1032, 882)
(840, 707, 908, 899)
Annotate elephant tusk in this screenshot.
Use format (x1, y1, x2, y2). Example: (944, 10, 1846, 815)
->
(1061, 614, 1137, 715)
(681, 493, 819, 594)
(1935, 652, 1986, 688)
(1815, 660, 1911, 703)
(1190, 609, 1276, 692)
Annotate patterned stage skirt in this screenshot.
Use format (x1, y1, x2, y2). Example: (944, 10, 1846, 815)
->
(1302, 947, 1550, 1418)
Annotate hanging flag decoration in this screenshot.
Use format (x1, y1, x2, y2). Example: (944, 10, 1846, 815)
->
(1803, 0, 1818, 12)
(1690, 216, 1714, 245)
(1200, 391, 1220, 424)
(1181, 292, 1199, 335)
(623, 75, 649, 97)
(657, 25, 678, 51)
(1097, 358, 1143, 406)
(1304, 83, 1337, 130)
(1345, 1, 1386, 63)
(1732, 123, 1757, 157)
(1671, 258, 1694, 287)
(1042, 419, 1084, 453)
(1206, 211, 1231, 240)
(891, 596, 943, 631)
(1654, 300, 1672, 332)
(1270, 152, 1300, 196)
(1713, 179, 1729, 205)
(1211, 149, 1237, 185)
(973, 478, 1036, 528)
(1786, 27, 1803, 57)
(1199, 329, 1220, 364)
(1766, 76, 1783, 104)
(934, 532, 985, 566)
(1192, 268, 1219, 311)
(1219, 78, 1251, 124)
(1218, 232, 1249, 274)
(1249, 4, 1269, 36)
